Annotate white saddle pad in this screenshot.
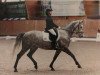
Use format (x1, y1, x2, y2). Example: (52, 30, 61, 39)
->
(42, 31, 51, 42)
(42, 31, 60, 42)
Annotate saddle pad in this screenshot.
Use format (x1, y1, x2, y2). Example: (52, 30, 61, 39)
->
(42, 31, 51, 42)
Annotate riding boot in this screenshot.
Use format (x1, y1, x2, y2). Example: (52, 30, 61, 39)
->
(51, 41, 59, 50)
(48, 28, 59, 50)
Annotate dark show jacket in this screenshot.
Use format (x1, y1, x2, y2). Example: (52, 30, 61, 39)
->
(45, 15, 58, 30)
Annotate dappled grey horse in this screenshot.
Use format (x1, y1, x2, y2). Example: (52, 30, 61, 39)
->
(13, 20, 83, 72)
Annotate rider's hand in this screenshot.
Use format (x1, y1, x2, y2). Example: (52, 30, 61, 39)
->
(58, 26, 61, 29)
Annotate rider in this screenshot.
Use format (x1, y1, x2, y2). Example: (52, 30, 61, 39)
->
(45, 9, 59, 49)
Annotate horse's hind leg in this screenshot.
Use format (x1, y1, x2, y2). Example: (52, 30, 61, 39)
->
(49, 50, 61, 71)
(63, 47, 82, 68)
(14, 49, 27, 72)
(27, 47, 38, 70)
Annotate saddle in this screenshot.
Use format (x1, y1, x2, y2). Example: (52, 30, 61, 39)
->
(43, 28, 60, 49)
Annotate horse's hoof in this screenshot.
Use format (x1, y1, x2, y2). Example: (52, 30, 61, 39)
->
(34, 65, 38, 70)
(78, 65, 82, 68)
(14, 69, 18, 72)
(51, 68, 55, 71)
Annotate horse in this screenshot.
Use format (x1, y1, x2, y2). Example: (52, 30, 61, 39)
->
(13, 20, 83, 72)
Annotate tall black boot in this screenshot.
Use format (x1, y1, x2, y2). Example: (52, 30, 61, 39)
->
(51, 41, 59, 50)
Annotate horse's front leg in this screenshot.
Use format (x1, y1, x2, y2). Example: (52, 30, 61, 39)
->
(49, 50, 61, 71)
(63, 47, 82, 68)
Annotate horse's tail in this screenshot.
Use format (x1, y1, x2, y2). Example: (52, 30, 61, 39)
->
(13, 33, 25, 56)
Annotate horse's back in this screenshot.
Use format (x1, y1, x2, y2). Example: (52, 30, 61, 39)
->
(24, 30, 42, 35)
(24, 30, 43, 40)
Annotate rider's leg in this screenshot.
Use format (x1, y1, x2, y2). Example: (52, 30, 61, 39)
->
(48, 29, 59, 49)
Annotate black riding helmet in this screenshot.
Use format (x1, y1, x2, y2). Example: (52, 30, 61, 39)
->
(46, 9, 53, 16)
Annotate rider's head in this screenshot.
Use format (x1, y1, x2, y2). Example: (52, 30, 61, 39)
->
(46, 9, 53, 16)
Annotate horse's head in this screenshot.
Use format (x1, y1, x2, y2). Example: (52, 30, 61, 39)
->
(63, 20, 83, 37)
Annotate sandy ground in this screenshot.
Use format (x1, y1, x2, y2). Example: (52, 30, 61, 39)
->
(0, 39, 100, 75)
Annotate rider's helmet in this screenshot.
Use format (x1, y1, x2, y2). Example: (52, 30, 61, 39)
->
(45, 9, 53, 16)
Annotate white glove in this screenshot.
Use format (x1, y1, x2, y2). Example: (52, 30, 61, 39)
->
(58, 26, 61, 29)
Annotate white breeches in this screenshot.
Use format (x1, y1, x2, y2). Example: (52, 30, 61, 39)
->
(48, 29, 56, 36)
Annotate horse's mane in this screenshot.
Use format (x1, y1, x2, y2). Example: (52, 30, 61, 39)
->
(61, 21, 75, 30)
(61, 20, 82, 31)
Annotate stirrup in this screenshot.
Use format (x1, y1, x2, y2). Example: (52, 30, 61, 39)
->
(54, 43, 60, 50)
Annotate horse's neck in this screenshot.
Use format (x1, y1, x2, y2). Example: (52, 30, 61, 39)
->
(68, 30, 74, 38)
(61, 29, 74, 38)
(59, 30, 70, 39)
